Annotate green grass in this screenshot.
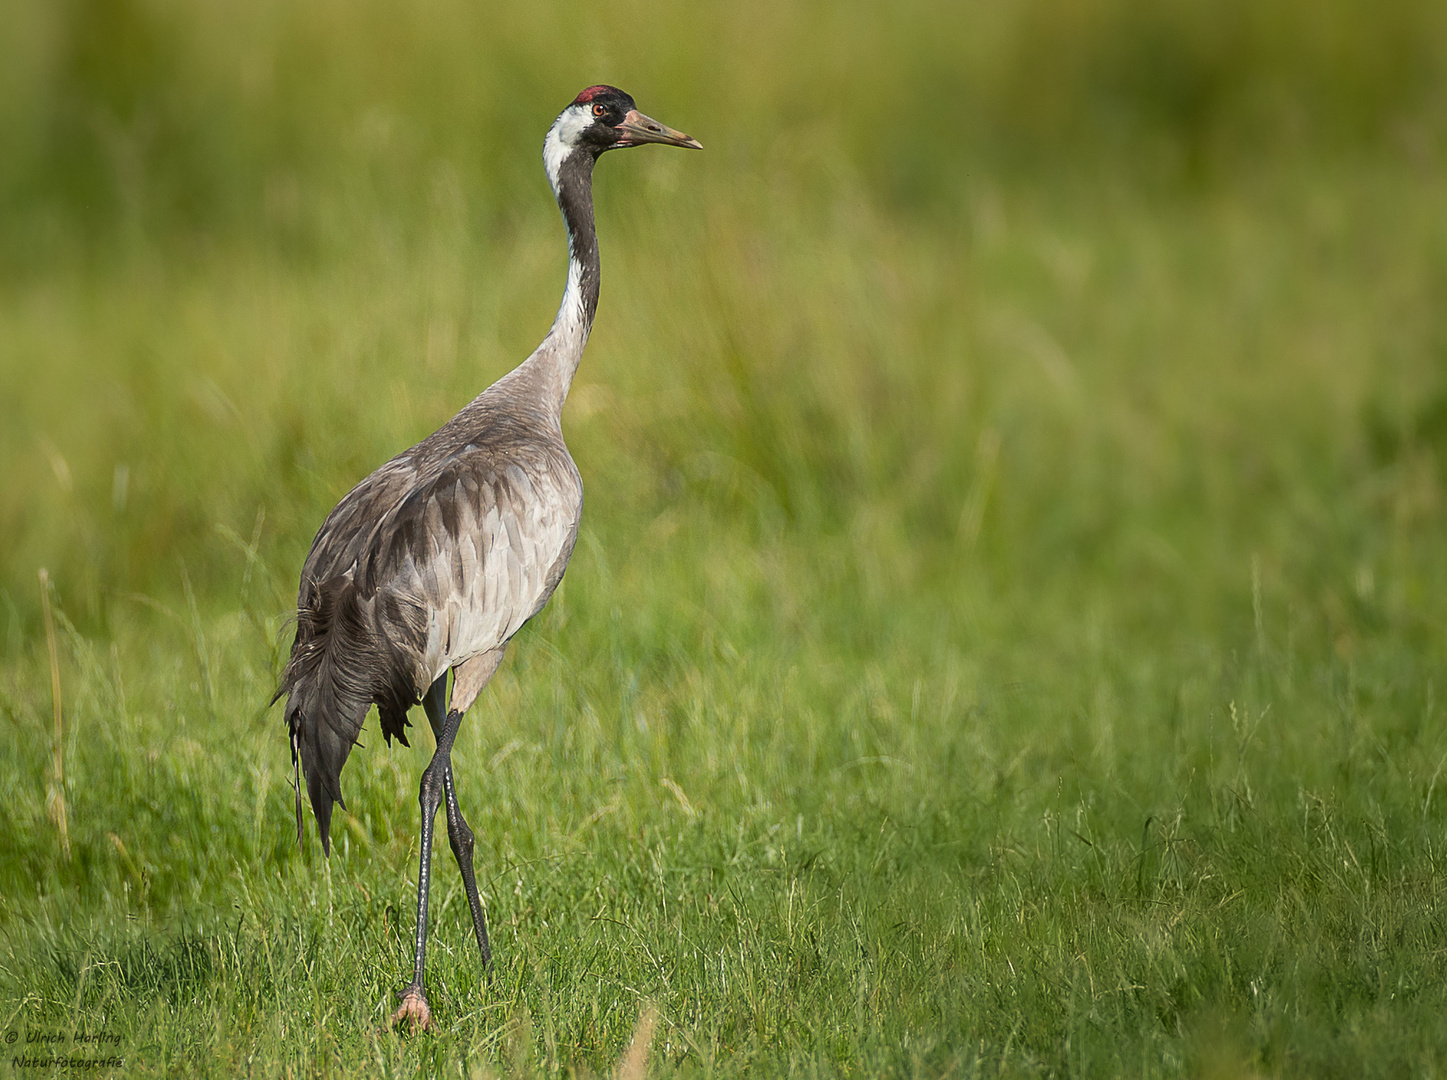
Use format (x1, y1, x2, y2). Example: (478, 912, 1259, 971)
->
(4, 1, 1447, 1076)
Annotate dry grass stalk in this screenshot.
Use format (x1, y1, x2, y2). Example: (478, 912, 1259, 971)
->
(613, 1002, 660, 1080)
(39, 568, 70, 861)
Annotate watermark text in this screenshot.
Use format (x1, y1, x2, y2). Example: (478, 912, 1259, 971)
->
(5, 1027, 123, 1069)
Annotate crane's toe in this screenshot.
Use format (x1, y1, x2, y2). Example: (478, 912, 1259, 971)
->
(390, 985, 433, 1032)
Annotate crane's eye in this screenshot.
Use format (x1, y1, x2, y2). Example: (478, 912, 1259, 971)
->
(591, 103, 607, 118)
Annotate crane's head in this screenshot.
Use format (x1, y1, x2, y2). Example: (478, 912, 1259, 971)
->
(544, 86, 700, 192)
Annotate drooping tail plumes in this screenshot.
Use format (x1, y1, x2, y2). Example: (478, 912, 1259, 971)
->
(274, 575, 421, 853)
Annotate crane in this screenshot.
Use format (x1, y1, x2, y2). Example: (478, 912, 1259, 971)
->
(273, 86, 700, 1030)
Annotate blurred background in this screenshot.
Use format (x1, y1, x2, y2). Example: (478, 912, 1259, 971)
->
(2, 0, 1446, 808)
(2, 0, 1445, 639)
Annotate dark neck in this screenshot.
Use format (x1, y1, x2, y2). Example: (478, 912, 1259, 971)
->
(510, 149, 600, 419)
(556, 151, 600, 327)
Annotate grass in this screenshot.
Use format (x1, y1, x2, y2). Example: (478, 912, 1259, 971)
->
(3, 1, 1447, 1076)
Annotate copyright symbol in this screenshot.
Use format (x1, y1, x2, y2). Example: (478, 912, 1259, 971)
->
(5, 1030, 16, 1044)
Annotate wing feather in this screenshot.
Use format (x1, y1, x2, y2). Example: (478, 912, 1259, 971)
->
(355, 444, 581, 682)
(279, 433, 581, 853)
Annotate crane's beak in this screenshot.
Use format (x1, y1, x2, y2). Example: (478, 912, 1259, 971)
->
(616, 109, 702, 150)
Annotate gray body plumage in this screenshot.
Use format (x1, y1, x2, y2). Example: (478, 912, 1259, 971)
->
(277, 361, 584, 849)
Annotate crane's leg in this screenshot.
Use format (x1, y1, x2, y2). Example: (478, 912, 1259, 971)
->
(391, 650, 504, 1032)
(391, 693, 459, 1032)
(421, 675, 492, 970)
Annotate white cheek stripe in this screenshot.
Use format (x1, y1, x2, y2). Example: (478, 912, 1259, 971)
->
(543, 105, 590, 194)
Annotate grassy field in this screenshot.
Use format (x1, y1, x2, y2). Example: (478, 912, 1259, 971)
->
(3, 1, 1447, 1076)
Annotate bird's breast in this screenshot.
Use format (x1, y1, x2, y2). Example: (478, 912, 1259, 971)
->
(415, 455, 582, 686)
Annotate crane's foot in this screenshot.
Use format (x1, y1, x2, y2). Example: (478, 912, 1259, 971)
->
(390, 985, 433, 1032)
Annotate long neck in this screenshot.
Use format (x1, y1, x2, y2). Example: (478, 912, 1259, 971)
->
(523, 150, 600, 418)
